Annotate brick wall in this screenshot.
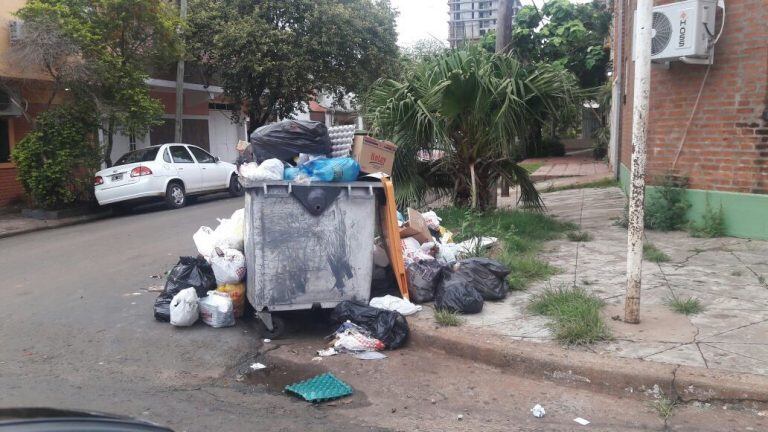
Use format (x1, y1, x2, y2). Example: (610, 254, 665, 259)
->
(0, 166, 22, 205)
(616, 0, 768, 194)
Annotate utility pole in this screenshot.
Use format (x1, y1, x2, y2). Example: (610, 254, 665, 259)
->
(624, 0, 653, 324)
(174, 0, 188, 143)
(496, 0, 514, 197)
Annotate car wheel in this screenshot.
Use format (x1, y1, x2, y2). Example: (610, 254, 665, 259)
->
(228, 174, 244, 197)
(165, 182, 186, 209)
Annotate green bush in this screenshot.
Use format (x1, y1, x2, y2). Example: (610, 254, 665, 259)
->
(12, 106, 100, 209)
(645, 174, 690, 231)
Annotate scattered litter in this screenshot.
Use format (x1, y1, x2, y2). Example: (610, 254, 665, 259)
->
(145, 285, 164, 292)
(285, 373, 353, 403)
(457, 414, 464, 421)
(150, 274, 162, 279)
(574, 417, 590, 426)
(317, 347, 338, 357)
(531, 404, 546, 418)
(369, 295, 422, 316)
(354, 351, 387, 360)
(334, 326, 385, 352)
(249, 362, 266, 370)
(311, 357, 323, 362)
(263, 338, 271, 343)
(421, 211, 442, 230)
(169, 288, 199, 327)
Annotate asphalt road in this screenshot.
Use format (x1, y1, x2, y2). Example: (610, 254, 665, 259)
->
(0, 195, 764, 431)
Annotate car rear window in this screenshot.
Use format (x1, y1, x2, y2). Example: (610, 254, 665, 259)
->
(114, 147, 161, 166)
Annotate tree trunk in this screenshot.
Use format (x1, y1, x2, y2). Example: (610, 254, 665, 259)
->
(495, 0, 514, 53)
(469, 162, 478, 209)
(103, 120, 114, 168)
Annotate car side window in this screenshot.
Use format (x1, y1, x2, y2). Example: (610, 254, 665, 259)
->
(163, 148, 172, 163)
(188, 146, 216, 164)
(169, 146, 194, 163)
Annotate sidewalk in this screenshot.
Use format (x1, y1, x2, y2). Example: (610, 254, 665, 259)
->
(0, 210, 109, 239)
(524, 155, 610, 181)
(414, 186, 768, 397)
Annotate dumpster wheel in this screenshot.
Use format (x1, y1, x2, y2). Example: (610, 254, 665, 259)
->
(256, 313, 286, 339)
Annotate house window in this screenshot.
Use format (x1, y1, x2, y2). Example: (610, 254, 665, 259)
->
(0, 119, 9, 163)
(480, 29, 486, 35)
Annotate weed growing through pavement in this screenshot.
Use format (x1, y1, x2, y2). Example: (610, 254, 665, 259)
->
(643, 243, 670, 263)
(528, 285, 610, 345)
(566, 230, 593, 242)
(650, 395, 677, 421)
(434, 310, 464, 327)
(664, 296, 704, 315)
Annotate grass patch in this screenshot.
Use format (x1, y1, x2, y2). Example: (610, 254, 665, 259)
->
(528, 286, 610, 345)
(436, 207, 574, 290)
(434, 309, 464, 327)
(665, 296, 704, 315)
(520, 162, 543, 174)
(689, 198, 725, 238)
(650, 395, 677, 421)
(643, 243, 670, 263)
(546, 177, 618, 192)
(566, 230, 592, 242)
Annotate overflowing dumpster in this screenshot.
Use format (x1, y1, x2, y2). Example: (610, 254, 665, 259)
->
(242, 179, 382, 336)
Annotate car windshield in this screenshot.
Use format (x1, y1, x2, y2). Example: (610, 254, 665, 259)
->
(114, 147, 161, 166)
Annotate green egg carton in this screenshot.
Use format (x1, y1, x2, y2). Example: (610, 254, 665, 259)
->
(285, 372, 353, 403)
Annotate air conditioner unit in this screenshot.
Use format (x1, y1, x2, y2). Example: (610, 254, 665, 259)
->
(634, 0, 717, 63)
(8, 20, 24, 44)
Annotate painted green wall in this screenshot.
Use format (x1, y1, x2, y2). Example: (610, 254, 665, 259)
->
(618, 164, 768, 240)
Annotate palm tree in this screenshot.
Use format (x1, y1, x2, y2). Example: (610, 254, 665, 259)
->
(365, 46, 577, 209)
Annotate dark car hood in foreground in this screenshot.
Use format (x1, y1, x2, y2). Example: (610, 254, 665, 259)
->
(0, 408, 173, 431)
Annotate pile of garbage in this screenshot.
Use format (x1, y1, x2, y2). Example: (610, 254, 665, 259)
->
(399, 209, 510, 314)
(237, 120, 362, 183)
(153, 208, 247, 328)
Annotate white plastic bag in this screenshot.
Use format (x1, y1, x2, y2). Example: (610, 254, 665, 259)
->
(421, 211, 442, 230)
(198, 291, 235, 328)
(213, 209, 245, 251)
(170, 288, 199, 327)
(210, 247, 246, 285)
(369, 295, 422, 316)
(241, 158, 284, 181)
(401, 237, 434, 265)
(193, 226, 216, 257)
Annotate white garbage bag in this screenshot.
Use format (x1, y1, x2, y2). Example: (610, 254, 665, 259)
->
(210, 247, 246, 285)
(213, 209, 245, 251)
(421, 211, 442, 230)
(369, 295, 422, 316)
(240, 158, 284, 181)
(170, 288, 199, 327)
(198, 291, 235, 328)
(193, 226, 216, 258)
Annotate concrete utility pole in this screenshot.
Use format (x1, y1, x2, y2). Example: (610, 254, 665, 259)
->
(624, 0, 653, 324)
(496, 0, 514, 197)
(174, 0, 188, 143)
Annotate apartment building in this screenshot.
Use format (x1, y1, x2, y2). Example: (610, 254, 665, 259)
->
(448, 0, 522, 48)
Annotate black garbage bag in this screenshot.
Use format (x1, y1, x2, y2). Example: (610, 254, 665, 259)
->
(371, 265, 400, 298)
(330, 301, 409, 349)
(406, 261, 445, 304)
(165, 256, 217, 298)
(153, 256, 216, 322)
(248, 120, 332, 163)
(435, 272, 485, 314)
(153, 293, 173, 322)
(454, 257, 510, 301)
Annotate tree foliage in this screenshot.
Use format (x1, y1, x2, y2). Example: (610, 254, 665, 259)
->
(15, 0, 182, 166)
(186, 0, 400, 133)
(11, 105, 100, 209)
(366, 46, 577, 209)
(511, 0, 611, 88)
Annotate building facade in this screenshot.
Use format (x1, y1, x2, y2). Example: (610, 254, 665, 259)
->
(0, 0, 246, 206)
(448, 0, 521, 48)
(610, 0, 768, 239)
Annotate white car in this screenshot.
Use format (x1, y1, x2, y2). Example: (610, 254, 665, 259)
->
(94, 143, 241, 209)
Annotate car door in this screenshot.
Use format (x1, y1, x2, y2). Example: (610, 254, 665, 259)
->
(168, 145, 203, 192)
(187, 146, 227, 190)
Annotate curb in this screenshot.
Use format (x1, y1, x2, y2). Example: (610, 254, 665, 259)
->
(409, 318, 768, 403)
(0, 212, 111, 240)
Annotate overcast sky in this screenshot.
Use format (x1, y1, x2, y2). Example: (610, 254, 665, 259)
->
(390, 0, 550, 47)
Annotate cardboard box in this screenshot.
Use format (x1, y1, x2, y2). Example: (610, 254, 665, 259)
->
(399, 208, 432, 244)
(352, 135, 398, 175)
